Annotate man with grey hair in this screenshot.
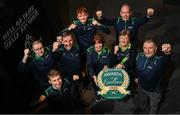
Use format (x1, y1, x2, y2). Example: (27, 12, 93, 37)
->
(135, 39, 171, 113)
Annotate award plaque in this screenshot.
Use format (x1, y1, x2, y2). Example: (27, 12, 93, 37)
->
(97, 68, 130, 99)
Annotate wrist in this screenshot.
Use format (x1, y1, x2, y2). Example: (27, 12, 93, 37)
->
(146, 15, 151, 18)
(52, 48, 56, 52)
(22, 57, 28, 63)
(24, 55, 28, 59)
(68, 27, 71, 31)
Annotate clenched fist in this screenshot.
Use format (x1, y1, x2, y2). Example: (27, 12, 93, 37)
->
(24, 48, 30, 57)
(22, 48, 30, 63)
(68, 23, 77, 30)
(56, 36, 62, 44)
(52, 41, 60, 52)
(92, 19, 101, 26)
(114, 45, 119, 54)
(147, 8, 154, 17)
(73, 75, 79, 81)
(162, 43, 171, 55)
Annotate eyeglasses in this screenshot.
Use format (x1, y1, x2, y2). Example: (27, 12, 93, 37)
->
(33, 47, 44, 51)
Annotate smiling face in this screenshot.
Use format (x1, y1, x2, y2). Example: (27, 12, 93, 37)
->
(143, 41, 157, 58)
(93, 34, 105, 52)
(49, 75, 62, 89)
(77, 12, 89, 24)
(95, 41, 103, 52)
(76, 7, 89, 24)
(120, 4, 131, 21)
(119, 34, 130, 47)
(62, 34, 74, 50)
(32, 41, 44, 57)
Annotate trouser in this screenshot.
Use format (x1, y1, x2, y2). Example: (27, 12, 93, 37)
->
(91, 77, 100, 96)
(137, 86, 161, 114)
(127, 70, 137, 95)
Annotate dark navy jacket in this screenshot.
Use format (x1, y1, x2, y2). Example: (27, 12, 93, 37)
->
(18, 47, 57, 89)
(87, 46, 112, 77)
(42, 78, 71, 98)
(114, 43, 137, 78)
(99, 16, 151, 46)
(59, 18, 110, 53)
(56, 44, 81, 84)
(115, 43, 137, 69)
(43, 78, 79, 113)
(136, 53, 170, 91)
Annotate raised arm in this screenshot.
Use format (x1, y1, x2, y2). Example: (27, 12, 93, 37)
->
(134, 8, 154, 27)
(18, 48, 31, 72)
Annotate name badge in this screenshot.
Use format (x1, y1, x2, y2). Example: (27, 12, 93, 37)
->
(128, 26, 133, 29)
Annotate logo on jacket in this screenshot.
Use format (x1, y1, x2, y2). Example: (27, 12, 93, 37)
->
(97, 68, 130, 99)
(128, 26, 133, 29)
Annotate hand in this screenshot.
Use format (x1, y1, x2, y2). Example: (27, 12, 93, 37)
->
(22, 48, 30, 63)
(92, 19, 101, 26)
(116, 64, 124, 69)
(39, 95, 46, 103)
(73, 75, 79, 81)
(52, 41, 60, 52)
(24, 48, 30, 57)
(96, 10, 103, 20)
(68, 23, 76, 30)
(114, 45, 119, 54)
(147, 8, 154, 17)
(56, 36, 62, 45)
(103, 65, 108, 71)
(162, 43, 171, 55)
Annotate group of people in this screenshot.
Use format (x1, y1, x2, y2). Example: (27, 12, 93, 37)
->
(18, 3, 172, 114)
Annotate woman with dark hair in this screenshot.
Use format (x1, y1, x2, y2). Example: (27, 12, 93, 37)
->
(86, 33, 112, 102)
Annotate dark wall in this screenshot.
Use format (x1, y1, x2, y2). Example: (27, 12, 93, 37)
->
(0, 0, 70, 79)
(163, 0, 180, 5)
(68, 0, 100, 22)
(0, 0, 68, 113)
(0, 0, 180, 113)
(0, 0, 100, 113)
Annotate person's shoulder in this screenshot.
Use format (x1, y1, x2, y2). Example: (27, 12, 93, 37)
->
(87, 46, 94, 54)
(45, 86, 54, 91)
(29, 52, 38, 61)
(73, 20, 81, 25)
(130, 44, 137, 50)
(154, 55, 162, 60)
(131, 17, 137, 20)
(103, 47, 110, 53)
(62, 78, 71, 90)
(73, 44, 80, 51)
(137, 52, 144, 59)
(44, 46, 52, 51)
(57, 45, 65, 52)
(44, 86, 54, 96)
(115, 17, 123, 23)
(138, 52, 144, 55)
(88, 17, 95, 23)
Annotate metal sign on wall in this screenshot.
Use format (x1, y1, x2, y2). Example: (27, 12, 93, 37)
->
(2, 5, 38, 50)
(1, 1, 38, 53)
